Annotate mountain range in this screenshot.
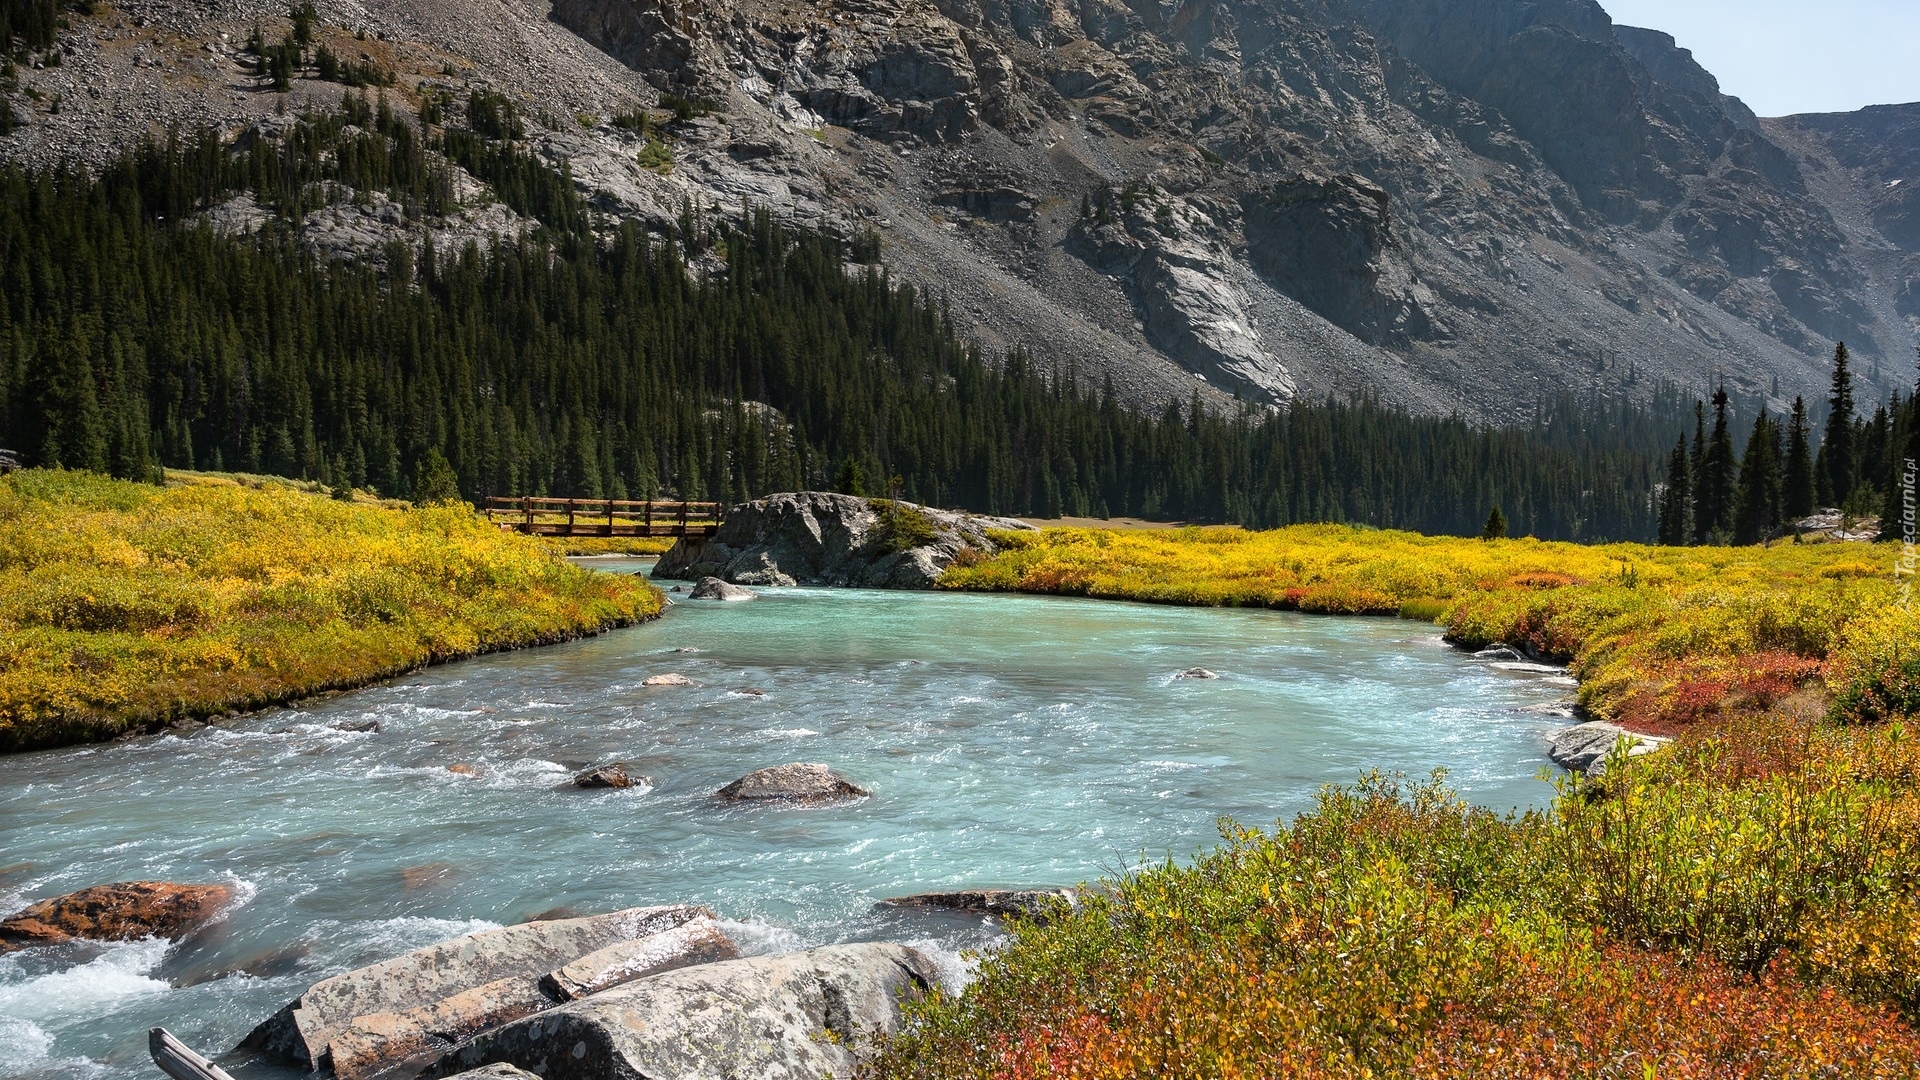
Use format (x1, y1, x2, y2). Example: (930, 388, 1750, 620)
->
(9, 0, 1916, 419)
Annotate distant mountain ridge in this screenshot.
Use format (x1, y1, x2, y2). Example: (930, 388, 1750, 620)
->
(6, 0, 1916, 418)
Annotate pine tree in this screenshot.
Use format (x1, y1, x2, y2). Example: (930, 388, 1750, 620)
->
(411, 447, 463, 505)
(1732, 412, 1782, 545)
(1482, 505, 1507, 540)
(1697, 386, 1738, 543)
(1783, 396, 1815, 521)
(1658, 434, 1691, 546)
(1822, 342, 1856, 508)
(1689, 400, 1710, 544)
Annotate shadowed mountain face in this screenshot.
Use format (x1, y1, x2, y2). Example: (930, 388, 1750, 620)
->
(10, 0, 1917, 417)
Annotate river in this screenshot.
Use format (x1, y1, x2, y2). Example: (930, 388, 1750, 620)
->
(0, 567, 1577, 1079)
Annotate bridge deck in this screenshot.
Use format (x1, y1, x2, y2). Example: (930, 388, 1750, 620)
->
(485, 497, 723, 538)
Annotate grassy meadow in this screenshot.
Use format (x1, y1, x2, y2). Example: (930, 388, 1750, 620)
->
(0, 469, 661, 753)
(881, 525, 1920, 1078)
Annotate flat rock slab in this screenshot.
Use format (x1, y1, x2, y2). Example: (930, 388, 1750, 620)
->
(642, 673, 693, 687)
(1548, 721, 1669, 777)
(240, 905, 716, 1068)
(0, 882, 234, 952)
(541, 920, 740, 1001)
(717, 763, 870, 803)
(881, 888, 1078, 923)
(429, 944, 941, 1080)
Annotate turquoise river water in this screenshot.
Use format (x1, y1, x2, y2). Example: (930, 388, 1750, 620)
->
(0, 565, 1579, 1079)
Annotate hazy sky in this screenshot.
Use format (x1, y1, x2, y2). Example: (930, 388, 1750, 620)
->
(1601, 0, 1920, 117)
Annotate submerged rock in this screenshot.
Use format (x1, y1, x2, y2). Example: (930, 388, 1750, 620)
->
(430, 944, 941, 1080)
(446, 763, 483, 777)
(654, 491, 1035, 590)
(1472, 644, 1528, 662)
(881, 888, 1078, 923)
(572, 763, 636, 789)
(717, 763, 870, 803)
(642, 673, 694, 687)
(1547, 721, 1669, 777)
(0, 882, 235, 952)
(239, 905, 722, 1071)
(688, 576, 757, 601)
(331, 720, 381, 733)
(1175, 667, 1220, 680)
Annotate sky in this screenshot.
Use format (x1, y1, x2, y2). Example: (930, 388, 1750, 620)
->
(1600, 0, 1920, 116)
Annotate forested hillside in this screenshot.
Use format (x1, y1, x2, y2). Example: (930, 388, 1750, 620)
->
(0, 90, 1722, 542)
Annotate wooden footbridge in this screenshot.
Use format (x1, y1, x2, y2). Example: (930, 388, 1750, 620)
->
(485, 496, 724, 538)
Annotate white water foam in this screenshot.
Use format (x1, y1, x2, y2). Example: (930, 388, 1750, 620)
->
(717, 917, 808, 957)
(0, 937, 173, 1023)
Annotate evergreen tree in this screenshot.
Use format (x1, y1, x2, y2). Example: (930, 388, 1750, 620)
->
(1783, 396, 1815, 521)
(1822, 342, 1856, 507)
(1658, 434, 1691, 546)
(411, 447, 462, 505)
(1689, 400, 1710, 544)
(1482, 505, 1507, 540)
(1697, 387, 1738, 543)
(1732, 412, 1782, 545)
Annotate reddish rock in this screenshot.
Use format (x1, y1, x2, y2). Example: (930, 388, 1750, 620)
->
(0, 882, 234, 951)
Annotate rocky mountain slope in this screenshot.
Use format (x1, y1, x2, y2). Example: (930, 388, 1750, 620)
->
(5, 0, 1915, 419)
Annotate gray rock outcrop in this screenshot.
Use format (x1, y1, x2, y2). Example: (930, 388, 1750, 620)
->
(654, 492, 1034, 589)
(429, 944, 941, 1080)
(1547, 721, 1670, 777)
(881, 888, 1078, 923)
(440, 1066, 542, 1080)
(688, 576, 757, 601)
(717, 763, 870, 804)
(239, 905, 729, 1076)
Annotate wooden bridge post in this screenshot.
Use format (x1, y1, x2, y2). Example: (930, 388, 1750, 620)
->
(524, 496, 532, 531)
(608, 499, 615, 532)
(645, 501, 654, 534)
(567, 499, 576, 532)
(679, 501, 689, 532)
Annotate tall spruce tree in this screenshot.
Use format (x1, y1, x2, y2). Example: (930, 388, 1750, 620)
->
(1881, 351, 1920, 541)
(1732, 412, 1782, 545)
(1697, 386, 1739, 543)
(1784, 396, 1815, 521)
(1658, 434, 1692, 546)
(1822, 342, 1856, 508)
(1689, 400, 1710, 544)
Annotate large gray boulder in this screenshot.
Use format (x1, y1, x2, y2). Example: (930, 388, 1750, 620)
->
(654, 492, 1035, 589)
(717, 763, 870, 804)
(1548, 721, 1670, 777)
(240, 906, 729, 1076)
(688, 576, 757, 601)
(429, 944, 942, 1080)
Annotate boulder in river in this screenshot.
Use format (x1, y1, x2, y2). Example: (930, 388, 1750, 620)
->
(654, 491, 1036, 589)
(572, 763, 637, 789)
(429, 944, 941, 1080)
(642, 673, 694, 687)
(1547, 721, 1669, 777)
(0, 881, 234, 952)
(1175, 667, 1220, 680)
(881, 888, 1078, 923)
(716, 763, 870, 803)
(1473, 644, 1528, 662)
(688, 576, 757, 601)
(331, 720, 381, 733)
(239, 905, 727, 1074)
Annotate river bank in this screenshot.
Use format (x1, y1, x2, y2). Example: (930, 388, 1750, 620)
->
(0, 470, 661, 754)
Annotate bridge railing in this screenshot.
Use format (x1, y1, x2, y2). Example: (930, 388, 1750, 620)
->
(483, 497, 724, 537)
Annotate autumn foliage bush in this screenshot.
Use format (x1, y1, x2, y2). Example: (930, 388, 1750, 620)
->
(0, 469, 661, 751)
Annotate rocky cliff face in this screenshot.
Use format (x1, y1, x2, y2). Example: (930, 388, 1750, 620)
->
(8, 0, 1916, 417)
